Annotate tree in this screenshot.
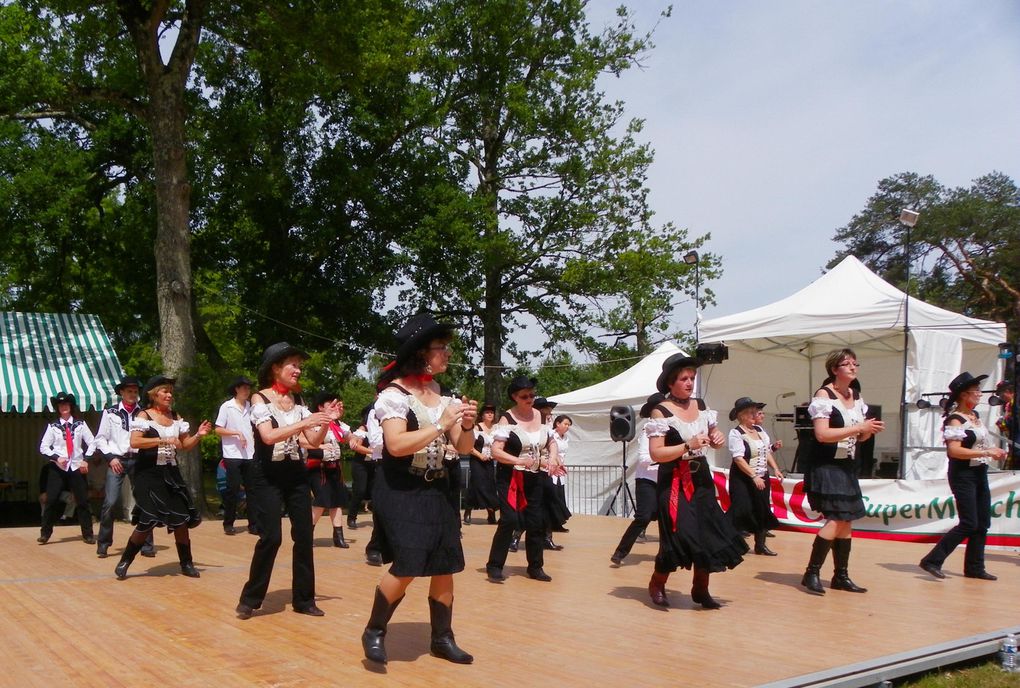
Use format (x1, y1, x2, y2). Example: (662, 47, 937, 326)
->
(831, 171, 1020, 334)
(393, 0, 693, 403)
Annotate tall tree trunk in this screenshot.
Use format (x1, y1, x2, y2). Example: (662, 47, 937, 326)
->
(482, 273, 504, 405)
(119, 0, 209, 508)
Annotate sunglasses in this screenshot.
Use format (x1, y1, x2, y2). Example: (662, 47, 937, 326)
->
(516, 393, 537, 400)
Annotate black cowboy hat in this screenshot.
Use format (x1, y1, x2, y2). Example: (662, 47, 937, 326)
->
(257, 342, 308, 388)
(225, 375, 253, 398)
(728, 396, 766, 421)
(394, 313, 455, 367)
(311, 390, 340, 410)
(480, 403, 497, 414)
(114, 375, 143, 394)
(946, 371, 988, 407)
(50, 391, 77, 409)
(639, 392, 666, 419)
(533, 397, 558, 410)
(995, 379, 1013, 395)
(655, 353, 701, 394)
(506, 376, 538, 399)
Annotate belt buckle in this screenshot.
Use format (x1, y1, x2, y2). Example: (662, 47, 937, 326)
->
(688, 460, 701, 473)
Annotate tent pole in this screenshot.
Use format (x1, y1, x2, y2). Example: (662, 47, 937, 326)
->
(898, 212, 917, 480)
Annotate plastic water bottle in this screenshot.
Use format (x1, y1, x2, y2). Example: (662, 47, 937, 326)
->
(1003, 633, 1018, 673)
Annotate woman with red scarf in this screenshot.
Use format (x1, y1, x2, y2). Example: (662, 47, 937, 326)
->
(305, 391, 352, 548)
(645, 354, 747, 609)
(484, 376, 560, 583)
(235, 343, 339, 619)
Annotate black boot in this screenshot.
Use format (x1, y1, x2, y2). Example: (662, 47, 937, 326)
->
(332, 526, 350, 549)
(648, 570, 670, 607)
(801, 536, 832, 595)
(115, 539, 143, 580)
(690, 566, 721, 609)
(487, 509, 497, 524)
(508, 530, 522, 553)
(830, 538, 866, 592)
(462, 509, 471, 525)
(754, 531, 778, 556)
(428, 597, 473, 664)
(176, 542, 200, 578)
(362, 587, 404, 665)
(543, 530, 563, 551)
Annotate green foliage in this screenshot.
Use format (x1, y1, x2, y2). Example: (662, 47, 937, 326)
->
(831, 171, 1020, 335)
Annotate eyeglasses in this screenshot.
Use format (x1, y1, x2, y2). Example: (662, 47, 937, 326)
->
(516, 393, 537, 400)
(837, 361, 861, 368)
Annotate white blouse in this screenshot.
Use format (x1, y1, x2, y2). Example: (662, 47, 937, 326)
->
(808, 396, 867, 460)
(131, 418, 191, 465)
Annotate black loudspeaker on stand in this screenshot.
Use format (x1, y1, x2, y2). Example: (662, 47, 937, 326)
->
(606, 405, 636, 517)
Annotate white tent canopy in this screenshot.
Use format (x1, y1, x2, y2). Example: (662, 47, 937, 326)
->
(698, 255, 1006, 478)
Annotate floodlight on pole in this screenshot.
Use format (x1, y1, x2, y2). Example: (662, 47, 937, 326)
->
(897, 209, 920, 479)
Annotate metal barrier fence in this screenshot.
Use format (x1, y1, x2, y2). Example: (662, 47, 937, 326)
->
(458, 461, 628, 517)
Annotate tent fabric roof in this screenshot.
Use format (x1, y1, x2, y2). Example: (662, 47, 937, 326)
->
(549, 341, 684, 412)
(0, 312, 124, 413)
(700, 255, 1005, 346)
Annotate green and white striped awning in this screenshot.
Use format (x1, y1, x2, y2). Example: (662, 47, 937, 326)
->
(0, 311, 124, 413)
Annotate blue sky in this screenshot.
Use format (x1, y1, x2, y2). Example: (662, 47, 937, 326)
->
(585, 0, 1020, 328)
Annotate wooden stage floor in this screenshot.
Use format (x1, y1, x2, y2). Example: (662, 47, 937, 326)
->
(1, 515, 1017, 687)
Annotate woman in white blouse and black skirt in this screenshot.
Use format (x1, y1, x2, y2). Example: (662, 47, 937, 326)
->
(361, 314, 478, 666)
(726, 397, 782, 556)
(463, 404, 499, 525)
(919, 372, 1006, 580)
(116, 377, 211, 580)
(645, 354, 747, 609)
(236, 343, 339, 619)
(800, 348, 884, 595)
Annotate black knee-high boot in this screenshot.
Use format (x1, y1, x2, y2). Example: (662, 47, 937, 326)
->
(830, 538, 866, 592)
(177, 542, 200, 578)
(115, 539, 143, 580)
(801, 536, 832, 594)
(362, 587, 405, 664)
(428, 597, 473, 664)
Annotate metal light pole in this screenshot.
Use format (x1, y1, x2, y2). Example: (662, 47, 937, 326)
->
(684, 250, 700, 346)
(898, 209, 920, 478)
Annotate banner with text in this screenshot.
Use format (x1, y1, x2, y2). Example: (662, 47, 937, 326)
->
(711, 468, 1020, 547)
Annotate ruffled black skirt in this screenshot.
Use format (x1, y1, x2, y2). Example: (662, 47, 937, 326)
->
(131, 464, 201, 532)
(805, 457, 865, 521)
(371, 459, 464, 577)
(655, 461, 747, 573)
(727, 469, 780, 533)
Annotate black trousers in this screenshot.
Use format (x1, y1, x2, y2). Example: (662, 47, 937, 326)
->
(239, 460, 315, 610)
(613, 478, 658, 558)
(41, 464, 93, 537)
(486, 470, 545, 571)
(349, 458, 377, 517)
(223, 458, 261, 531)
(923, 462, 992, 574)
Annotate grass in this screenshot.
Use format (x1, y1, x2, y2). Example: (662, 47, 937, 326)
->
(898, 658, 1020, 687)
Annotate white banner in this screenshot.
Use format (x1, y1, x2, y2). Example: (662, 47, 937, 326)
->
(710, 468, 1020, 546)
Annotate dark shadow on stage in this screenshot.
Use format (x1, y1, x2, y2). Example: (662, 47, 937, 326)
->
(608, 585, 670, 611)
(609, 553, 655, 567)
(875, 561, 961, 580)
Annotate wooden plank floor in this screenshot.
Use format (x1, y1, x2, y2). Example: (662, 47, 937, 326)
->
(0, 515, 1017, 687)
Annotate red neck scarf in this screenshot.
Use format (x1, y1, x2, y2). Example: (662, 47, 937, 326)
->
(406, 373, 433, 384)
(272, 381, 300, 396)
(122, 402, 137, 414)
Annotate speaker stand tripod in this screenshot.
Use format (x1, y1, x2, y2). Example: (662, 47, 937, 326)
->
(605, 440, 635, 517)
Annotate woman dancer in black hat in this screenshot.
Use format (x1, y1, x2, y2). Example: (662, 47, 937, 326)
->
(800, 348, 885, 595)
(463, 404, 499, 525)
(361, 314, 478, 665)
(726, 397, 782, 556)
(645, 354, 747, 609)
(236, 343, 339, 618)
(37, 392, 96, 545)
(306, 391, 352, 548)
(484, 376, 560, 583)
(115, 377, 211, 579)
(919, 372, 1007, 580)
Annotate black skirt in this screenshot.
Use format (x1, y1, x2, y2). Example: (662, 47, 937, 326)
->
(805, 457, 865, 521)
(131, 463, 201, 532)
(307, 462, 350, 508)
(655, 458, 747, 574)
(727, 469, 779, 533)
(464, 455, 499, 510)
(371, 457, 465, 577)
